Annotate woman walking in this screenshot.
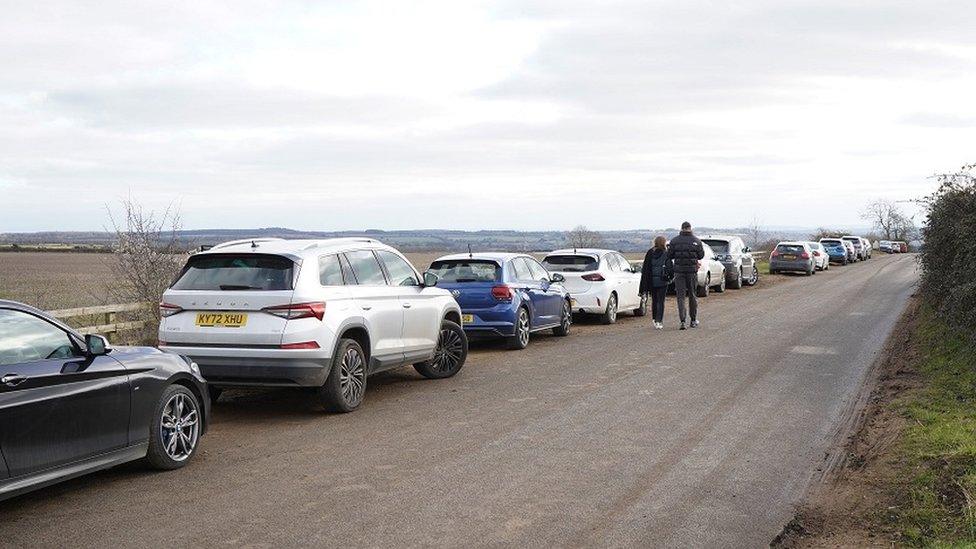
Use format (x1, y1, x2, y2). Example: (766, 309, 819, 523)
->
(639, 236, 674, 329)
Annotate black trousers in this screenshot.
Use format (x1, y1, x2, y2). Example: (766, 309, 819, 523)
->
(650, 286, 666, 322)
(673, 272, 698, 322)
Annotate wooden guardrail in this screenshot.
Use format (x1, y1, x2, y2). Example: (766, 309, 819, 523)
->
(49, 302, 154, 342)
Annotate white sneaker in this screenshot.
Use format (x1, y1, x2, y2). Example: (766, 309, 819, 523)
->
(654, 322, 663, 330)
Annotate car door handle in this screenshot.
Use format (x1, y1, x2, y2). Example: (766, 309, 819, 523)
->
(361, 306, 372, 311)
(1, 374, 27, 387)
(402, 303, 412, 308)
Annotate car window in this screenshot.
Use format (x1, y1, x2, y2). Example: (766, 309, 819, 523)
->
(319, 254, 345, 286)
(526, 258, 550, 281)
(604, 254, 619, 271)
(511, 258, 532, 281)
(172, 254, 294, 291)
(344, 250, 388, 285)
(614, 254, 632, 272)
(702, 240, 730, 253)
(542, 255, 599, 272)
(0, 309, 80, 366)
(376, 250, 420, 286)
(776, 244, 805, 254)
(338, 254, 357, 284)
(429, 260, 501, 283)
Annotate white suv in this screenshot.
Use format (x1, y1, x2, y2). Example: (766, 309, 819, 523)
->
(158, 238, 467, 412)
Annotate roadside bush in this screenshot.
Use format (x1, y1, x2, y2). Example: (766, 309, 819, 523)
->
(920, 165, 976, 345)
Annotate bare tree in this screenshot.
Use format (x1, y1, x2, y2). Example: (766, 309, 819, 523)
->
(566, 225, 604, 249)
(810, 227, 849, 240)
(106, 198, 187, 321)
(861, 199, 916, 240)
(746, 215, 766, 249)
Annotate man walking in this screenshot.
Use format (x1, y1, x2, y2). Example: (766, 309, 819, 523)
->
(668, 221, 705, 330)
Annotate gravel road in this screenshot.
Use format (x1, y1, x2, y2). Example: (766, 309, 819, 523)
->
(0, 254, 919, 548)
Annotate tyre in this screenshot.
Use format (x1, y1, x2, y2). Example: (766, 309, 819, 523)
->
(553, 299, 572, 336)
(147, 384, 202, 470)
(696, 275, 710, 298)
(506, 307, 531, 350)
(745, 266, 759, 286)
(600, 293, 618, 325)
(318, 338, 368, 413)
(806, 266, 814, 276)
(633, 293, 648, 317)
(208, 386, 223, 403)
(715, 273, 726, 293)
(729, 267, 743, 289)
(415, 320, 468, 379)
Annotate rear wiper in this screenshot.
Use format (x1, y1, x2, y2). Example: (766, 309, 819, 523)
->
(219, 284, 261, 290)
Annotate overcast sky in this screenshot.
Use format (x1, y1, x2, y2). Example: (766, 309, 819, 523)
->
(2, 0, 974, 232)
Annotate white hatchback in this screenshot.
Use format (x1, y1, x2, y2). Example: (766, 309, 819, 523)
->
(158, 238, 466, 412)
(541, 249, 647, 324)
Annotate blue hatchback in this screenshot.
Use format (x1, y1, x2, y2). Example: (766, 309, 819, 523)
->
(819, 238, 850, 265)
(428, 253, 573, 350)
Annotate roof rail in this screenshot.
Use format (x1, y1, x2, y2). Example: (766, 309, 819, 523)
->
(300, 237, 376, 251)
(211, 238, 285, 250)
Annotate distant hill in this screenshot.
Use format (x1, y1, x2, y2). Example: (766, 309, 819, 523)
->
(0, 226, 830, 253)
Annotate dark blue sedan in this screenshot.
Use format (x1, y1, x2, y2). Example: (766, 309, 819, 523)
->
(428, 253, 572, 349)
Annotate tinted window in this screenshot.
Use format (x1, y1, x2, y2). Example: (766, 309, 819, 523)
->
(702, 240, 730, 253)
(511, 258, 532, 281)
(376, 250, 419, 286)
(319, 254, 344, 286)
(429, 260, 501, 283)
(525, 259, 550, 281)
(345, 250, 388, 285)
(821, 239, 842, 246)
(172, 254, 294, 291)
(0, 309, 79, 366)
(843, 237, 862, 248)
(776, 244, 805, 254)
(542, 255, 599, 272)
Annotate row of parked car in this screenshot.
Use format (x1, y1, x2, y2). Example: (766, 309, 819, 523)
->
(769, 235, 875, 275)
(0, 233, 761, 501)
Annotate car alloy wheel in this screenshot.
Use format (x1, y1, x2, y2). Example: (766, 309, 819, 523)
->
(604, 294, 618, 324)
(747, 266, 759, 285)
(554, 299, 572, 335)
(339, 346, 366, 406)
(430, 326, 465, 374)
(160, 392, 200, 462)
(517, 309, 531, 347)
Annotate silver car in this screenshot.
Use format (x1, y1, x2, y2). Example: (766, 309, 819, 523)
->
(700, 234, 759, 289)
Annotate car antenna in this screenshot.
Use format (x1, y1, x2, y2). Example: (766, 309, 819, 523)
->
(467, 244, 473, 259)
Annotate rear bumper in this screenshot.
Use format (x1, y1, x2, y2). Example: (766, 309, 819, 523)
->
(769, 260, 812, 272)
(160, 345, 331, 387)
(460, 306, 518, 338)
(567, 289, 611, 314)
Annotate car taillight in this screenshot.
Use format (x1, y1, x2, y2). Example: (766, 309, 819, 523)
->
(800, 252, 810, 259)
(813, 251, 821, 256)
(491, 285, 514, 301)
(770, 251, 779, 257)
(159, 302, 183, 317)
(280, 341, 321, 350)
(263, 302, 326, 321)
(581, 273, 605, 282)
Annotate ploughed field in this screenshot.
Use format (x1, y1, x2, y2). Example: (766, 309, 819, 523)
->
(0, 251, 646, 311)
(0, 254, 918, 547)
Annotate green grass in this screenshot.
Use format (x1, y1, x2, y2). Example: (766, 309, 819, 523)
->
(756, 260, 771, 275)
(894, 309, 976, 545)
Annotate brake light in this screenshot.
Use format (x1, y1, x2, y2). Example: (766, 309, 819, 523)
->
(159, 302, 183, 317)
(491, 285, 514, 301)
(280, 341, 321, 350)
(581, 273, 605, 282)
(262, 302, 326, 321)
(800, 252, 810, 259)
(770, 250, 780, 257)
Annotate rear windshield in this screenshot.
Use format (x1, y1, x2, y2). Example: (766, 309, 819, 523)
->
(172, 254, 294, 291)
(843, 237, 862, 247)
(701, 240, 730, 253)
(542, 255, 600, 272)
(821, 239, 842, 246)
(776, 244, 805, 254)
(428, 260, 500, 283)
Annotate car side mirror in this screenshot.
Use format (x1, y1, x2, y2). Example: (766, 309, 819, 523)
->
(85, 334, 110, 356)
(422, 271, 439, 287)
(550, 273, 565, 283)
(744, 246, 751, 252)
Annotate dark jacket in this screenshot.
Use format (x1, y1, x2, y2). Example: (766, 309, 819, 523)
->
(639, 248, 674, 293)
(668, 230, 705, 274)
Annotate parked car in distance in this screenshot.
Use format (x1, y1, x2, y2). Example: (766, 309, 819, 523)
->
(842, 239, 858, 262)
(542, 249, 646, 324)
(842, 236, 868, 261)
(899, 241, 909, 253)
(669, 240, 727, 297)
(879, 240, 893, 253)
(769, 242, 816, 275)
(819, 238, 849, 265)
(700, 235, 759, 288)
(1, 300, 210, 502)
(860, 237, 873, 259)
(159, 238, 467, 413)
(806, 242, 830, 271)
(429, 252, 572, 350)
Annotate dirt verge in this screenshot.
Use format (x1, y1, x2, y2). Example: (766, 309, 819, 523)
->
(772, 296, 923, 547)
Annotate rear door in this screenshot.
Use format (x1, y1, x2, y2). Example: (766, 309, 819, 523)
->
(342, 250, 404, 367)
(161, 253, 298, 346)
(0, 308, 130, 478)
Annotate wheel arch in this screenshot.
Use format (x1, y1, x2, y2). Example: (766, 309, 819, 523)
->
(336, 324, 371, 362)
